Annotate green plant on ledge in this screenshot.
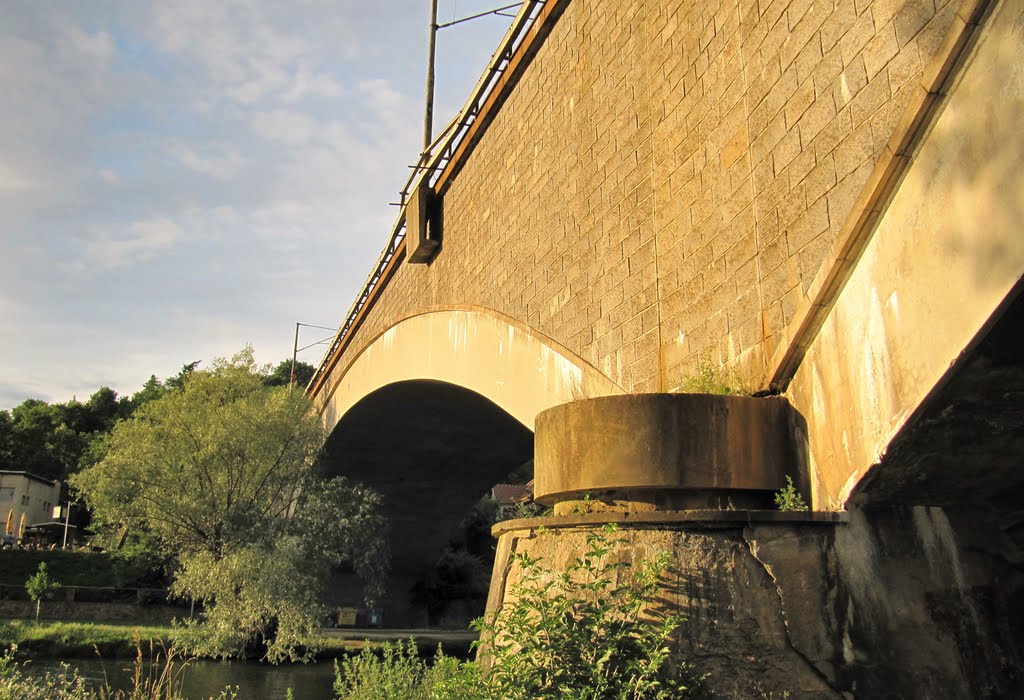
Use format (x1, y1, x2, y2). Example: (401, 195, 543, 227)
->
(676, 361, 742, 396)
(774, 476, 809, 512)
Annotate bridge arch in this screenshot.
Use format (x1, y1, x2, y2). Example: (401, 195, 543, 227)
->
(313, 308, 622, 625)
(314, 306, 624, 436)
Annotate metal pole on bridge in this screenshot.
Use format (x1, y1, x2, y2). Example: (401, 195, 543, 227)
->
(290, 322, 300, 387)
(424, 0, 439, 153)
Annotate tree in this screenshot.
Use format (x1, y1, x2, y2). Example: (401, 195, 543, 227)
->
(0, 410, 15, 471)
(128, 375, 168, 412)
(71, 348, 389, 661)
(9, 400, 65, 480)
(25, 562, 60, 624)
(263, 360, 316, 388)
(165, 361, 201, 392)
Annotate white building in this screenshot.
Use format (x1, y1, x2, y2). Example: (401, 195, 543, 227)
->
(0, 471, 61, 542)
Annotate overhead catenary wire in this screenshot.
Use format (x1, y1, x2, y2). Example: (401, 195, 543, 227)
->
(437, 2, 525, 29)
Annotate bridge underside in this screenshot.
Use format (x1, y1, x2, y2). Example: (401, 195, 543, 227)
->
(318, 379, 533, 579)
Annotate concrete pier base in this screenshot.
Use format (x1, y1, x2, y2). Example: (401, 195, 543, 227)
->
(485, 508, 1023, 699)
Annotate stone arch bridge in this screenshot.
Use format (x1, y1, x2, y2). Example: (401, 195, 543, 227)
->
(307, 0, 1023, 691)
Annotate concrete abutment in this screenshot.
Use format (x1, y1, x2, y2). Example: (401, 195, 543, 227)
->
(486, 507, 1023, 698)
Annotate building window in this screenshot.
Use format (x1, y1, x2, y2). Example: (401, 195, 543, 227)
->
(0, 488, 13, 502)
(42, 501, 51, 514)
(21, 495, 30, 505)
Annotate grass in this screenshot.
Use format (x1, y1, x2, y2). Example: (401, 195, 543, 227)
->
(0, 619, 389, 661)
(0, 620, 181, 659)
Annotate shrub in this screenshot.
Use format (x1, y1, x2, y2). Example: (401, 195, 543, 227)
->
(474, 524, 707, 700)
(25, 563, 60, 623)
(333, 640, 485, 700)
(0, 645, 93, 700)
(774, 477, 809, 512)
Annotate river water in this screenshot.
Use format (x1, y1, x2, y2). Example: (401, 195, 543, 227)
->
(29, 657, 337, 700)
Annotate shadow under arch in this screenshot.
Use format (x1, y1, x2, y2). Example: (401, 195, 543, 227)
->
(318, 379, 534, 625)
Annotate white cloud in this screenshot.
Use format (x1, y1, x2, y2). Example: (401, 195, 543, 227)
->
(0, 0, 515, 409)
(98, 169, 120, 185)
(81, 217, 185, 269)
(0, 160, 37, 194)
(357, 78, 404, 114)
(281, 64, 341, 103)
(172, 146, 247, 179)
(65, 27, 116, 65)
(251, 109, 317, 146)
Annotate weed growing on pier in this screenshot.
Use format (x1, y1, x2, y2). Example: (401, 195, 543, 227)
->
(675, 361, 742, 395)
(774, 477, 809, 512)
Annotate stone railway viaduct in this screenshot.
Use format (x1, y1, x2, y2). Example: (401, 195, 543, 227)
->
(308, 0, 1023, 695)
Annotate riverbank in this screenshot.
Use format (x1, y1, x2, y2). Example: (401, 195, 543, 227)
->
(0, 620, 476, 661)
(0, 620, 181, 659)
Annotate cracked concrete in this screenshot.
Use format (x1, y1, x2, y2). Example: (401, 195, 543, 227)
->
(743, 529, 847, 699)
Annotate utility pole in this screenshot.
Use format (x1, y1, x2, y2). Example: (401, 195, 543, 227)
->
(61, 501, 71, 549)
(421, 2, 523, 156)
(290, 322, 300, 387)
(290, 323, 340, 389)
(424, 0, 439, 152)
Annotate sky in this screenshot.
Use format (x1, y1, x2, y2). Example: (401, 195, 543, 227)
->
(0, 1, 514, 409)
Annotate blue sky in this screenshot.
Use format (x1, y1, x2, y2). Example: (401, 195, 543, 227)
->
(0, 1, 512, 408)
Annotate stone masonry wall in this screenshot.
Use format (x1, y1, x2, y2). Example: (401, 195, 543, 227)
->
(330, 0, 963, 394)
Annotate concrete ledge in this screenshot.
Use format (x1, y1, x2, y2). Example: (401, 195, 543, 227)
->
(491, 509, 848, 537)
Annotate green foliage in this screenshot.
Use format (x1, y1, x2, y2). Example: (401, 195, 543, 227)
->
(173, 539, 326, 663)
(24, 562, 59, 601)
(71, 349, 324, 558)
(72, 348, 389, 662)
(570, 492, 598, 514)
(0, 645, 93, 700)
(0, 642, 237, 700)
(474, 523, 706, 700)
(25, 563, 60, 623)
(414, 550, 491, 624)
(507, 500, 550, 519)
(0, 549, 163, 588)
(414, 494, 501, 626)
(774, 477, 809, 512)
(676, 361, 742, 396)
(263, 360, 316, 388)
(333, 640, 486, 700)
(0, 619, 375, 661)
(0, 356, 311, 485)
